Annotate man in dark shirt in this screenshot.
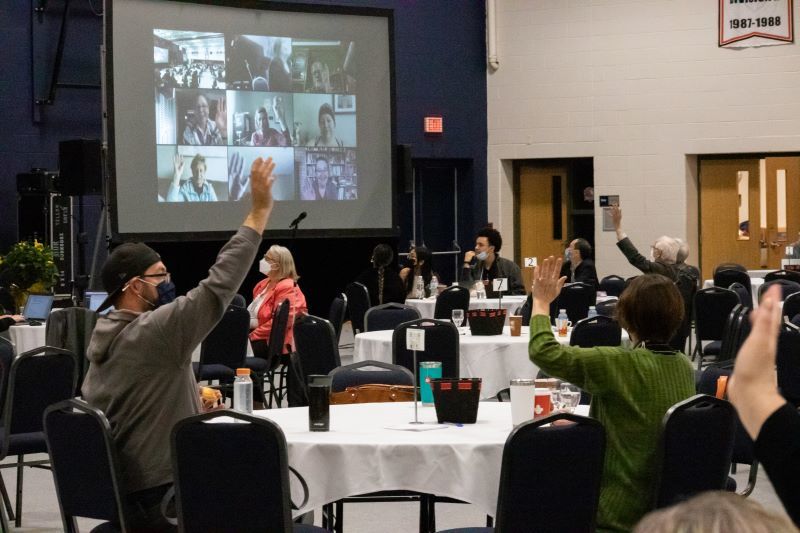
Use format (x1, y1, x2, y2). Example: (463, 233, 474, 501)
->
(559, 238, 599, 288)
(460, 227, 525, 295)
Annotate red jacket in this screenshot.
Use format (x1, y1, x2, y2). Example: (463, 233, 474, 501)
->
(249, 277, 308, 352)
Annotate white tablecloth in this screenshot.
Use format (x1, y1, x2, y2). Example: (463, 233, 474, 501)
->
(8, 324, 46, 355)
(405, 295, 528, 325)
(703, 278, 763, 308)
(255, 401, 589, 518)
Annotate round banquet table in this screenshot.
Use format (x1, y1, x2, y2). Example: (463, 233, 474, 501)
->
(8, 324, 46, 355)
(255, 401, 589, 518)
(354, 326, 631, 400)
(404, 295, 528, 324)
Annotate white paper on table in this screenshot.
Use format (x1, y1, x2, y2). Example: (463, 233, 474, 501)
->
(492, 278, 508, 292)
(384, 424, 449, 432)
(406, 328, 425, 351)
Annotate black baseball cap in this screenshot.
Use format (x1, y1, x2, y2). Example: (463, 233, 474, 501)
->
(97, 243, 161, 313)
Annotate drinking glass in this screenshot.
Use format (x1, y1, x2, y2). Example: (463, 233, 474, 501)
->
(451, 309, 464, 328)
(550, 389, 562, 412)
(559, 383, 581, 413)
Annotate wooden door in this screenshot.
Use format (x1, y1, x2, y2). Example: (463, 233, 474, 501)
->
(699, 159, 761, 278)
(764, 157, 800, 268)
(518, 164, 569, 292)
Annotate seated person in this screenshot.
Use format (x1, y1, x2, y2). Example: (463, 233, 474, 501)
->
(610, 205, 679, 281)
(729, 284, 800, 526)
(355, 244, 405, 306)
(460, 227, 525, 295)
(559, 238, 599, 287)
(399, 245, 435, 298)
(250, 97, 291, 147)
(529, 257, 695, 531)
(314, 103, 345, 148)
(182, 94, 224, 146)
(300, 157, 338, 200)
(674, 238, 700, 288)
(166, 153, 218, 202)
(0, 314, 23, 332)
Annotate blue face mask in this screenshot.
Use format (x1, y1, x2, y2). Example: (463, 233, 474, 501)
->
(154, 280, 177, 307)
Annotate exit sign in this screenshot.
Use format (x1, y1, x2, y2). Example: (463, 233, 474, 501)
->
(424, 116, 443, 135)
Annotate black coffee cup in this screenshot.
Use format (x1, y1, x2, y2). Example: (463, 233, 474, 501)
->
(307, 375, 331, 432)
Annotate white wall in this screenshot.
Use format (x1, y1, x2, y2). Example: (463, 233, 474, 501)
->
(488, 0, 800, 278)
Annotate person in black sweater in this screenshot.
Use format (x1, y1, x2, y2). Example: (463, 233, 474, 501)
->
(355, 244, 405, 306)
(729, 284, 800, 527)
(559, 238, 599, 288)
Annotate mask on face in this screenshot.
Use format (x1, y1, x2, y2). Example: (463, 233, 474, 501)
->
(259, 258, 272, 275)
(565, 248, 572, 262)
(137, 278, 177, 308)
(476, 251, 488, 261)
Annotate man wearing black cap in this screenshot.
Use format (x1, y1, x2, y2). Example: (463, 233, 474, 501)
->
(82, 157, 276, 531)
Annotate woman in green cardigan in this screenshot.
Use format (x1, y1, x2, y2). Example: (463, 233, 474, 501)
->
(529, 256, 695, 532)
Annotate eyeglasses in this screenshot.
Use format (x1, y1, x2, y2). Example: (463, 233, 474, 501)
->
(140, 272, 171, 283)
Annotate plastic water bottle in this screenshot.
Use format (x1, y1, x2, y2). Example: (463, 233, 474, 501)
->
(429, 276, 439, 295)
(414, 275, 425, 299)
(476, 282, 486, 299)
(233, 368, 253, 414)
(556, 309, 569, 337)
(587, 306, 598, 319)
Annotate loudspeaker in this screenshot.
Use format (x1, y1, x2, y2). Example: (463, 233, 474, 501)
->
(396, 144, 412, 193)
(59, 139, 103, 195)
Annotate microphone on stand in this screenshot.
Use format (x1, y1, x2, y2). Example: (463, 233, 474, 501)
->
(289, 211, 307, 229)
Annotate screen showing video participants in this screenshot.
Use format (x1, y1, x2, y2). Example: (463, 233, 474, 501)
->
(154, 29, 358, 203)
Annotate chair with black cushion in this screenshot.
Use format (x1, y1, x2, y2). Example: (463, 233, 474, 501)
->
(728, 282, 752, 308)
(715, 304, 745, 365)
(293, 314, 342, 398)
(595, 298, 618, 318)
(329, 294, 348, 346)
(393, 319, 459, 378)
(231, 293, 247, 308)
(193, 304, 250, 398)
(599, 275, 625, 297)
(764, 269, 800, 284)
(652, 394, 736, 510)
(345, 282, 371, 335)
(364, 303, 421, 332)
(692, 287, 739, 369)
(697, 366, 759, 496)
(713, 269, 752, 296)
(775, 321, 800, 407)
(245, 298, 290, 408)
(569, 315, 622, 348)
(45, 307, 98, 394)
(758, 279, 800, 302)
(329, 360, 413, 392)
(550, 282, 596, 325)
(438, 413, 606, 533)
(171, 410, 326, 533)
(433, 286, 470, 320)
(44, 399, 131, 533)
(671, 271, 698, 355)
(0, 339, 13, 415)
(784, 292, 800, 322)
(0, 346, 78, 529)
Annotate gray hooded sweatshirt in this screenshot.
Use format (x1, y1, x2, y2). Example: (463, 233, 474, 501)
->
(82, 226, 260, 494)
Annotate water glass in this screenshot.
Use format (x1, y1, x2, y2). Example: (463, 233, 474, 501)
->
(559, 383, 581, 413)
(451, 309, 464, 328)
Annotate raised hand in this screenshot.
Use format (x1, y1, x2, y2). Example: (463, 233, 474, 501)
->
(250, 156, 276, 213)
(173, 153, 185, 183)
(215, 97, 227, 139)
(228, 152, 249, 201)
(532, 256, 567, 316)
(610, 204, 622, 230)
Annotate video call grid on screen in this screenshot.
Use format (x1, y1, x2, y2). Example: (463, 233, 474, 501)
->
(109, 0, 394, 237)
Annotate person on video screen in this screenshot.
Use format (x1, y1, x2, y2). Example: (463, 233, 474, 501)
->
(268, 38, 292, 92)
(314, 103, 344, 148)
(251, 97, 291, 147)
(182, 94, 224, 146)
(308, 59, 332, 93)
(167, 153, 218, 202)
(300, 156, 338, 201)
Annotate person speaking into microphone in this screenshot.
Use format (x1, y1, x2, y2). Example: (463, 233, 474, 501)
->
(460, 227, 525, 295)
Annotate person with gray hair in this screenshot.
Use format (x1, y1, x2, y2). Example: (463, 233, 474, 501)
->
(674, 237, 700, 287)
(610, 205, 679, 281)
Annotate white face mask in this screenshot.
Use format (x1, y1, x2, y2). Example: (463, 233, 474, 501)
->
(259, 258, 272, 275)
(476, 251, 488, 261)
(565, 248, 572, 262)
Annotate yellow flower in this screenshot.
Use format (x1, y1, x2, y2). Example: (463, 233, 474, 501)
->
(34, 240, 43, 251)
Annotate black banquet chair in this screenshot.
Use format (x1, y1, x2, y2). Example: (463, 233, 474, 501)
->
(775, 321, 800, 407)
(764, 269, 800, 284)
(344, 282, 371, 335)
(784, 291, 800, 322)
(550, 282, 596, 325)
(599, 275, 625, 297)
(652, 394, 736, 510)
(293, 314, 342, 403)
(595, 298, 618, 318)
(713, 268, 752, 297)
(438, 413, 606, 533)
(193, 304, 250, 396)
(364, 303, 421, 332)
(758, 279, 800, 302)
(329, 360, 413, 392)
(44, 399, 132, 533)
(328, 293, 348, 346)
(433, 285, 470, 321)
(245, 298, 290, 408)
(171, 410, 325, 533)
(569, 315, 622, 348)
(0, 346, 78, 529)
(392, 319, 459, 378)
(692, 287, 739, 369)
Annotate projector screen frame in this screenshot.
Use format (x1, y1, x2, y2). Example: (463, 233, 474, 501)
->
(104, 0, 398, 242)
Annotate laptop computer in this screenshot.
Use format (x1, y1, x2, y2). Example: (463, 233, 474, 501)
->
(85, 291, 112, 314)
(20, 294, 54, 326)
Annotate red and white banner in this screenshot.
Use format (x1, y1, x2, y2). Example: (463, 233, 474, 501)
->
(719, 0, 794, 47)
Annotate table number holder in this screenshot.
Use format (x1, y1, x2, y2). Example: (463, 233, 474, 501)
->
(406, 327, 426, 425)
(493, 278, 508, 310)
